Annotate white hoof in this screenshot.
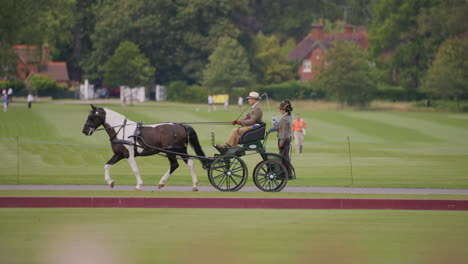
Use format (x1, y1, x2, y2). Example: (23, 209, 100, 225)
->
(135, 187, 141, 191)
(108, 181, 115, 188)
(192, 187, 199, 192)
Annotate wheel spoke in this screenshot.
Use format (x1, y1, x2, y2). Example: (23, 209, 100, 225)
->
(257, 175, 267, 185)
(262, 177, 270, 189)
(228, 175, 239, 187)
(212, 173, 226, 180)
(273, 179, 282, 187)
(217, 174, 227, 187)
(231, 173, 244, 179)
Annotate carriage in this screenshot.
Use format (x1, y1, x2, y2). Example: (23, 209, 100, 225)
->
(82, 105, 295, 192)
(207, 122, 296, 192)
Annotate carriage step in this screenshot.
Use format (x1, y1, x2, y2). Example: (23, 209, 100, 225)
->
(214, 145, 245, 156)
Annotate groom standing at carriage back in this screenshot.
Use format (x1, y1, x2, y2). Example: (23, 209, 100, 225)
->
(223, 91, 263, 147)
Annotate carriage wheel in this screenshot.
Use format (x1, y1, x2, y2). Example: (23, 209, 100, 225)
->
(208, 154, 248, 192)
(253, 160, 288, 192)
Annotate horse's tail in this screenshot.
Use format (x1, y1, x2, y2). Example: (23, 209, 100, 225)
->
(183, 125, 210, 169)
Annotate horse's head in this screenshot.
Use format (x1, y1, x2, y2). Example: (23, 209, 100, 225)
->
(82, 104, 106, 136)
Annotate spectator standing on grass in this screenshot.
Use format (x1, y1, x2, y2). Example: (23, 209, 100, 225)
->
(2, 94, 7, 112)
(27, 92, 34, 109)
(7, 87, 13, 104)
(292, 113, 307, 153)
(208, 94, 214, 112)
(238, 96, 243, 110)
(224, 98, 229, 111)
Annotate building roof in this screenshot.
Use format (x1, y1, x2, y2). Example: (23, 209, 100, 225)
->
(288, 26, 368, 61)
(13, 45, 69, 82)
(13, 45, 40, 65)
(39, 62, 70, 82)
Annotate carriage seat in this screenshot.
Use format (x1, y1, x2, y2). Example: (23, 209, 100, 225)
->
(238, 122, 266, 144)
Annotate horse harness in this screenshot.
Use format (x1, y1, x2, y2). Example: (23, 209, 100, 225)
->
(110, 120, 181, 154)
(109, 119, 143, 154)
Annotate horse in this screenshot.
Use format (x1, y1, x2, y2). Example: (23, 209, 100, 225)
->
(81, 105, 210, 191)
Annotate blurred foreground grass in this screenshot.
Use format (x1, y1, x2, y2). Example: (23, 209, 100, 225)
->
(1, 208, 467, 264)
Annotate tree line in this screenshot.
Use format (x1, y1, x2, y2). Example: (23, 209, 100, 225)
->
(0, 0, 467, 108)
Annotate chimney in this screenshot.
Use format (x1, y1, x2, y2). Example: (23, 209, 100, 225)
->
(41, 43, 50, 64)
(310, 24, 324, 40)
(344, 25, 353, 35)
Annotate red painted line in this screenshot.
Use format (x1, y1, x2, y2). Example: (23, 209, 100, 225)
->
(1, 197, 468, 210)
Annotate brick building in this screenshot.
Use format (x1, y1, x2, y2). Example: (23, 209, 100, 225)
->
(288, 23, 368, 81)
(13, 44, 69, 85)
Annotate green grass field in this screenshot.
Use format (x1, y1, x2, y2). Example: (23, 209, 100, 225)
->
(1, 208, 468, 264)
(1, 102, 468, 264)
(1, 101, 468, 188)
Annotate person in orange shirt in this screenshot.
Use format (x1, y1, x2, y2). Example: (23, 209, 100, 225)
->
(292, 113, 307, 153)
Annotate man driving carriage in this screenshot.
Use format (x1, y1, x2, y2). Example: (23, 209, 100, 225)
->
(217, 91, 263, 148)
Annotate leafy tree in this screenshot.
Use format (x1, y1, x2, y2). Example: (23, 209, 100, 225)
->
(316, 40, 375, 106)
(417, 0, 468, 63)
(244, 0, 342, 40)
(345, 0, 377, 25)
(369, 0, 433, 91)
(254, 32, 295, 84)
(0, 43, 18, 79)
(0, 0, 54, 78)
(103, 41, 155, 88)
(421, 38, 468, 110)
(50, 0, 97, 81)
(84, 0, 247, 84)
(202, 37, 254, 93)
(369, 0, 468, 95)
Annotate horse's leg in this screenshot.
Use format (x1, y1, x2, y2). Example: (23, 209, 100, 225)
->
(127, 155, 143, 191)
(105, 154, 123, 188)
(181, 152, 198, 192)
(157, 154, 179, 189)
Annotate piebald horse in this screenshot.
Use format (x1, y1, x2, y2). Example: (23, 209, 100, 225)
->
(82, 105, 209, 191)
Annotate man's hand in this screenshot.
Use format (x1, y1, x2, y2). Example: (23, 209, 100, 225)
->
(279, 143, 284, 148)
(232, 120, 241, 125)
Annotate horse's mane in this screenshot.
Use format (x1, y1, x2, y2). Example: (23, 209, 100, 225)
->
(103, 108, 135, 124)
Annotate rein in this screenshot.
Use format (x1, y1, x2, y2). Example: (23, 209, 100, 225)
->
(179, 122, 231, 125)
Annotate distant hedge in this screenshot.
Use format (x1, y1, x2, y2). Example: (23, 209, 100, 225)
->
(167, 81, 207, 103)
(375, 84, 427, 101)
(254, 81, 318, 101)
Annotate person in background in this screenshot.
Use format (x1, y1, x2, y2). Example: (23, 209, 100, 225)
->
(2, 94, 8, 112)
(237, 96, 243, 110)
(292, 113, 307, 153)
(219, 91, 263, 148)
(27, 92, 34, 109)
(224, 98, 229, 111)
(207, 94, 214, 112)
(7, 87, 13, 104)
(277, 100, 293, 174)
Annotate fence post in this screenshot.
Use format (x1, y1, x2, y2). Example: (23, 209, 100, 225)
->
(347, 136, 353, 185)
(16, 136, 19, 184)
